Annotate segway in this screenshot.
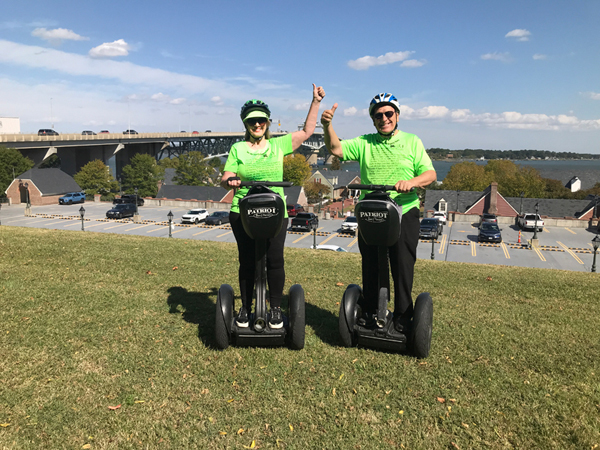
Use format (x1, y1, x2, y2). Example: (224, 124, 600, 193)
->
(338, 184, 433, 357)
(215, 180, 305, 350)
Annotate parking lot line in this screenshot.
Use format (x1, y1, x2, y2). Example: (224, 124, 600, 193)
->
(292, 231, 315, 244)
(125, 223, 153, 231)
(63, 221, 83, 227)
(533, 246, 546, 261)
(557, 241, 584, 264)
(192, 226, 221, 236)
(438, 234, 447, 254)
(105, 222, 132, 230)
(501, 242, 510, 259)
(564, 228, 577, 235)
(347, 236, 359, 248)
(146, 226, 165, 233)
(83, 222, 110, 229)
(318, 232, 339, 246)
(471, 241, 476, 257)
(217, 231, 232, 238)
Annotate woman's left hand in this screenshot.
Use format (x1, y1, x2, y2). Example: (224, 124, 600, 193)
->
(313, 84, 325, 102)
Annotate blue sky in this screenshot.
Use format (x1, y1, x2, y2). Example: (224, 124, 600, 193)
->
(1, 0, 599, 153)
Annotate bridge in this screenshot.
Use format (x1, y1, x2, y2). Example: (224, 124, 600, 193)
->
(0, 130, 325, 177)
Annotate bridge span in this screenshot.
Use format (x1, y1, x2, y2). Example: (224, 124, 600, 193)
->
(0, 131, 325, 177)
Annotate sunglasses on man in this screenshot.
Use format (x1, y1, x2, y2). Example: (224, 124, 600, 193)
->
(374, 110, 396, 121)
(245, 117, 269, 126)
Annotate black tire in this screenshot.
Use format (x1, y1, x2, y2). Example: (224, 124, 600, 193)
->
(339, 284, 361, 347)
(287, 284, 305, 350)
(68, 200, 72, 205)
(218, 220, 222, 225)
(215, 284, 234, 350)
(195, 218, 199, 224)
(411, 292, 433, 358)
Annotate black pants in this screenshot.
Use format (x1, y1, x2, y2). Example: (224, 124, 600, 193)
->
(357, 207, 420, 317)
(229, 212, 288, 310)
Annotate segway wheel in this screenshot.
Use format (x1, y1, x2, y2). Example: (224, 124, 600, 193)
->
(215, 284, 234, 350)
(339, 284, 361, 347)
(287, 284, 305, 350)
(411, 292, 433, 358)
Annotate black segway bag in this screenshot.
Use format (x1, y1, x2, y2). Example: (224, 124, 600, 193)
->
(239, 185, 285, 240)
(354, 191, 403, 247)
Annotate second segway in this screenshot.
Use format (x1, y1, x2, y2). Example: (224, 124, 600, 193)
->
(215, 181, 305, 350)
(338, 184, 433, 357)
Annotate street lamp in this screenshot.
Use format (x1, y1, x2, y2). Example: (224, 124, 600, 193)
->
(593, 195, 599, 220)
(592, 235, 600, 273)
(79, 206, 85, 231)
(24, 182, 31, 208)
(167, 210, 173, 238)
(533, 202, 539, 241)
(431, 234, 435, 260)
(456, 190, 460, 213)
(134, 187, 139, 215)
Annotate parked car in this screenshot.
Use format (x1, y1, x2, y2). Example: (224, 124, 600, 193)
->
(106, 203, 137, 219)
(205, 211, 230, 225)
(340, 216, 358, 234)
(286, 204, 305, 217)
(433, 211, 447, 225)
(478, 223, 502, 243)
(480, 213, 498, 225)
(113, 194, 144, 206)
(58, 192, 86, 205)
(311, 245, 348, 252)
(123, 129, 138, 135)
(419, 218, 442, 240)
(291, 212, 319, 232)
(99, 130, 110, 134)
(181, 208, 209, 224)
(518, 213, 544, 231)
(38, 129, 59, 136)
(192, 131, 200, 135)
(81, 130, 96, 135)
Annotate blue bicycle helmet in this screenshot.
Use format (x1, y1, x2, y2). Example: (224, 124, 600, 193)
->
(240, 99, 271, 121)
(368, 93, 400, 117)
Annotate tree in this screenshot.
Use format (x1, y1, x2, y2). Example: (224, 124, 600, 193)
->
(330, 155, 341, 170)
(74, 160, 119, 197)
(158, 157, 178, 169)
(304, 180, 330, 203)
(38, 154, 61, 169)
(121, 154, 164, 198)
(0, 146, 34, 198)
(442, 162, 490, 191)
(283, 154, 311, 186)
(172, 151, 214, 186)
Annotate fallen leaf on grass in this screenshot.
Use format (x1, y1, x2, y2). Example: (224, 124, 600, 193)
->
(172, 266, 178, 270)
(289, 424, 294, 431)
(237, 428, 245, 435)
(243, 441, 256, 449)
(0, 423, 10, 427)
(219, 431, 227, 436)
(134, 400, 145, 404)
(437, 397, 445, 403)
(451, 442, 460, 449)
(461, 423, 469, 428)
(486, 276, 492, 281)
(336, 282, 344, 286)
(108, 404, 121, 410)
(82, 445, 91, 449)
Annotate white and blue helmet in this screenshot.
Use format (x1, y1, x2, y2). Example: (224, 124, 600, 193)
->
(369, 93, 400, 117)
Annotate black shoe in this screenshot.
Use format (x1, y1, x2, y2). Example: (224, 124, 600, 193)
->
(357, 311, 376, 328)
(236, 306, 249, 328)
(393, 314, 412, 334)
(269, 307, 283, 329)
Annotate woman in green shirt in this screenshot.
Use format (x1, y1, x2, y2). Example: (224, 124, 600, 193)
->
(221, 84, 325, 329)
(321, 93, 436, 333)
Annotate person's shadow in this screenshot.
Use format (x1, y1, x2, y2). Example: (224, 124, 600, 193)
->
(166, 286, 223, 348)
(303, 299, 341, 347)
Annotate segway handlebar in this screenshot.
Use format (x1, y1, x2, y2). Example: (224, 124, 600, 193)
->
(347, 184, 415, 192)
(227, 177, 293, 188)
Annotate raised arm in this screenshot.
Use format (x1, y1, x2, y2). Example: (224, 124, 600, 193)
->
(291, 84, 325, 150)
(321, 103, 343, 158)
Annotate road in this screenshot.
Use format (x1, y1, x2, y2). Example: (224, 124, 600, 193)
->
(1, 203, 598, 273)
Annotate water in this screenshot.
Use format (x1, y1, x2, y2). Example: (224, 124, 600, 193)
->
(338, 159, 600, 182)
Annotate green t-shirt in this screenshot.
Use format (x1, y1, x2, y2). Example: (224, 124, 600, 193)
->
(341, 130, 434, 212)
(224, 134, 294, 215)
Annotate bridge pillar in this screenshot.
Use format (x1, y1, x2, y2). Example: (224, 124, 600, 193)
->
(306, 149, 319, 166)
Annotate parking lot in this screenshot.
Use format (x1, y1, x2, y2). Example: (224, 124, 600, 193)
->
(1, 202, 598, 272)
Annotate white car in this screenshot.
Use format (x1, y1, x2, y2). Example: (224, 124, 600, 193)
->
(181, 208, 209, 224)
(311, 245, 348, 252)
(433, 211, 447, 225)
(340, 216, 358, 234)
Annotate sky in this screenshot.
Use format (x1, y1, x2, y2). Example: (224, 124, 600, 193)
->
(1, 0, 599, 153)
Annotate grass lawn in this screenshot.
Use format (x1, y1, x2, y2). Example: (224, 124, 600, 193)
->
(1, 226, 599, 449)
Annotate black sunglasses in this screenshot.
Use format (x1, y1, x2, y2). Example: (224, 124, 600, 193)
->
(245, 117, 268, 126)
(374, 110, 396, 120)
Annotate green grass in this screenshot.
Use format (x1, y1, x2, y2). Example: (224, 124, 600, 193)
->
(1, 226, 599, 449)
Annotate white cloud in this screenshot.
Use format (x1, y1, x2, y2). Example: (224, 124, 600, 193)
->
(481, 52, 512, 63)
(343, 107, 358, 116)
(348, 51, 414, 70)
(151, 93, 170, 102)
(169, 98, 186, 105)
(533, 53, 547, 60)
(211, 96, 224, 106)
(505, 29, 531, 42)
(400, 59, 426, 68)
(583, 91, 600, 100)
(31, 28, 89, 45)
(89, 39, 131, 59)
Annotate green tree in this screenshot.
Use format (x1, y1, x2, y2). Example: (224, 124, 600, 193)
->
(121, 154, 164, 198)
(172, 151, 214, 186)
(304, 180, 330, 203)
(158, 157, 178, 169)
(442, 162, 490, 191)
(74, 160, 119, 197)
(283, 154, 311, 186)
(0, 146, 34, 198)
(38, 154, 61, 169)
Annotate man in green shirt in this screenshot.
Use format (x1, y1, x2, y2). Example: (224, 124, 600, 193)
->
(321, 93, 436, 332)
